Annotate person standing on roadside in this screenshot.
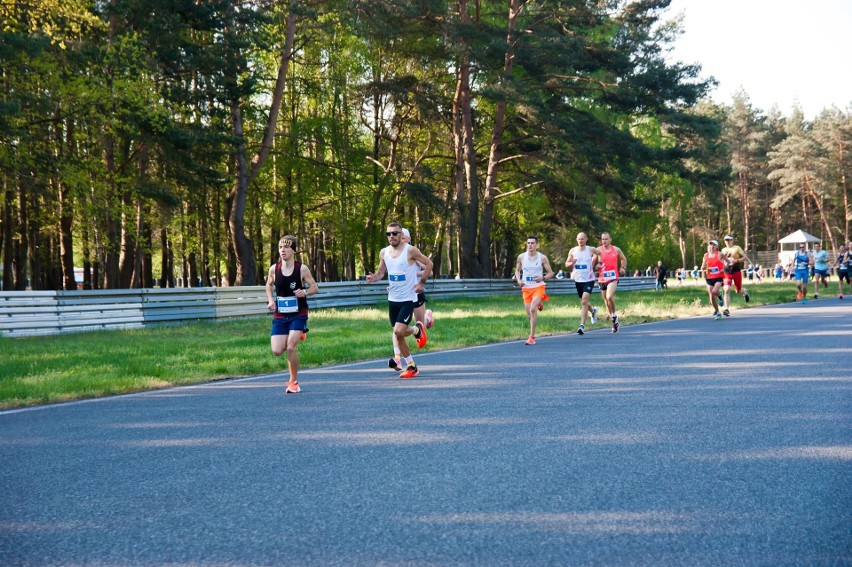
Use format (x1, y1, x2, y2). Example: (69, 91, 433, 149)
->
(720, 234, 752, 316)
(265, 235, 319, 394)
(699, 240, 725, 320)
(515, 236, 555, 345)
(367, 222, 433, 379)
(596, 232, 627, 333)
(654, 260, 667, 290)
(793, 243, 813, 304)
(811, 242, 829, 299)
(835, 243, 850, 299)
(565, 232, 599, 335)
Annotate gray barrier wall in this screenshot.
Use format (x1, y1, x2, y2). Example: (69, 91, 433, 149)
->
(0, 277, 656, 338)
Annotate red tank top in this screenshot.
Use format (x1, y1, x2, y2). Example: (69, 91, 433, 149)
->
(705, 251, 724, 278)
(598, 246, 619, 282)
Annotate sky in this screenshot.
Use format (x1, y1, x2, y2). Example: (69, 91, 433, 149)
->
(664, 0, 852, 119)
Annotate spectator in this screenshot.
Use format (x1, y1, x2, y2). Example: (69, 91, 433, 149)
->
(654, 260, 668, 290)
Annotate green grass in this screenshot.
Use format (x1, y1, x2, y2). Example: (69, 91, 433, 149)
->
(0, 283, 798, 409)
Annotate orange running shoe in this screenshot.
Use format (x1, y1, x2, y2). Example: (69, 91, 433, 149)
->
(425, 309, 434, 329)
(400, 364, 419, 379)
(797, 291, 803, 300)
(525, 336, 535, 345)
(285, 381, 301, 394)
(414, 321, 427, 348)
(300, 332, 306, 341)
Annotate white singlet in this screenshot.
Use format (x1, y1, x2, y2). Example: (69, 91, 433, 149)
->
(521, 253, 545, 288)
(571, 247, 595, 283)
(383, 243, 418, 302)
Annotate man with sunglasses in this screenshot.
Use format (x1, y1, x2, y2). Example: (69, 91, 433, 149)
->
(793, 243, 813, 303)
(720, 234, 752, 316)
(367, 222, 433, 378)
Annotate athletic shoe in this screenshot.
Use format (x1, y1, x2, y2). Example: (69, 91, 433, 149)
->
(840, 294, 844, 300)
(414, 321, 427, 348)
(285, 381, 301, 394)
(723, 308, 730, 317)
(802, 297, 807, 304)
(300, 331, 307, 341)
(612, 319, 620, 334)
(425, 309, 434, 329)
(388, 357, 402, 371)
(797, 292, 803, 300)
(537, 303, 543, 312)
(714, 313, 722, 320)
(577, 324, 585, 336)
(524, 336, 535, 345)
(590, 306, 598, 325)
(814, 293, 819, 299)
(400, 364, 419, 379)
(744, 290, 750, 303)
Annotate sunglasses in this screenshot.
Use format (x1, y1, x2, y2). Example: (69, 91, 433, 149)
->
(386, 231, 400, 237)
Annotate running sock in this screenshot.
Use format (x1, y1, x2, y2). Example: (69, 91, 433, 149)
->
(404, 356, 414, 366)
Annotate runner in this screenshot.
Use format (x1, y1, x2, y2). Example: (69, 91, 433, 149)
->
(387, 228, 434, 370)
(515, 236, 555, 345)
(265, 235, 319, 394)
(367, 222, 433, 378)
(596, 232, 627, 333)
(720, 234, 752, 316)
(811, 242, 829, 299)
(699, 240, 725, 319)
(836, 243, 850, 299)
(792, 243, 813, 304)
(565, 232, 599, 335)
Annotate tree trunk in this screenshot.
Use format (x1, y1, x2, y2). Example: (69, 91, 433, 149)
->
(228, 7, 297, 285)
(478, 0, 521, 277)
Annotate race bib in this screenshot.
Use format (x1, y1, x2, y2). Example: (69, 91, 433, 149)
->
(575, 264, 588, 270)
(389, 273, 407, 282)
(708, 267, 720, 275)
(277, 296, 298, 314)
(525, 275, 536, 283)
(602, 270, 617, 280)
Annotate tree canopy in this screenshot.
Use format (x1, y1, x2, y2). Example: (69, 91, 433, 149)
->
(2, 0, 850, 290)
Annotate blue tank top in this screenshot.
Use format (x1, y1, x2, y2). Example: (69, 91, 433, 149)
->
(795, 251, 810, 270)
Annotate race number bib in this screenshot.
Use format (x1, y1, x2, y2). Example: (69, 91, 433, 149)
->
(708, 267, 720, 275)
(575, 264, 588, 270)
(389, 273, 407, 282)
(602, 270, 617, 280)
(277, 296, 298, 314)
(525, 275, 536, 283)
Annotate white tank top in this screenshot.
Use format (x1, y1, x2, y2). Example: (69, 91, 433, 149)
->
(572, 246, 595, 282)
(384, 243, 418, 302)
(521, 253, 545, 288)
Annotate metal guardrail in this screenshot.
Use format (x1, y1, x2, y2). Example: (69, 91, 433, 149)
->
(0, 277, 656, 338)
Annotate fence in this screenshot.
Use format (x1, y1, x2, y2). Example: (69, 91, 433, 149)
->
(0, 277, 656, 338)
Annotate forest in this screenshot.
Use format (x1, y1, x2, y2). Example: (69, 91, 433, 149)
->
(1, 0, 850, 290)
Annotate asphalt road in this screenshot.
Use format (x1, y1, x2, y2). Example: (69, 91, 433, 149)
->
(1, 298, 850, 566)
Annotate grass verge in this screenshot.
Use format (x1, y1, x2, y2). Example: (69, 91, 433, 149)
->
(0, 283, 797, 409)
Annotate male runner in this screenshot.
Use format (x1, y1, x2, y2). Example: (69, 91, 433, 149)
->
(515, 236, 555, 345)
(700, 240, 725, 319)
(565, 232, 599, 335)
(265, 235, 319, 394)
(388, 228, 434, 371)
(367, 222, 433, 378)
(811, 242, 829, 299)
(596, 232, 627, 333)
(720, 234, 752, 316)
(792, 243, 813, 304)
